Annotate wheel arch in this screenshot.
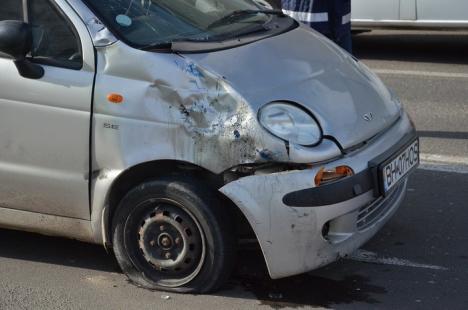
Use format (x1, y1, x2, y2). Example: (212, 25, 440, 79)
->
(99, 160, 256, 248)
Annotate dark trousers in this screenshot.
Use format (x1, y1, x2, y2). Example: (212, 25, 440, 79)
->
(335, 28, 352, 53)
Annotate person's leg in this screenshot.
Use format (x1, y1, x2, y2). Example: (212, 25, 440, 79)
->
(336, 30, 352, 53)
(331, 0, 352, 53)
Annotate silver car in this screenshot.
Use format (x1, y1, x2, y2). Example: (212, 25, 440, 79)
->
(352, 0, 468, 29)
(0, 0, 419, 293)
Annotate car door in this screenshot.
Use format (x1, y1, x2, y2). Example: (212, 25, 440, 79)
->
(351, 0, 400, 21)
(417, 0, 468, 22)
(400, 0, 416, 20)
(0, 0, 95, 219)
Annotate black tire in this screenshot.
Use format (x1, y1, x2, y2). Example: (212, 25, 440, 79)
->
(111, 176, 236, 294)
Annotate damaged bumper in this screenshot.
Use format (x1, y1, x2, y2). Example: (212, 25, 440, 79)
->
(220, 113, 416, 279)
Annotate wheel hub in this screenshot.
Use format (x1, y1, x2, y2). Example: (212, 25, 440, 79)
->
(158, 233, 173, 250)
(137, 205, 203, 276)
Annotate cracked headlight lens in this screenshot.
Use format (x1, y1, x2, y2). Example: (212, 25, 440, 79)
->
(259, 102, 322, 146)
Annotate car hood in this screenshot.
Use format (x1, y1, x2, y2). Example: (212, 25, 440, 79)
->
(183, 26, 400, 150)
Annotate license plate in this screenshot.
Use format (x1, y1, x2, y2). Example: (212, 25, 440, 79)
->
(380, 139, 420, 194)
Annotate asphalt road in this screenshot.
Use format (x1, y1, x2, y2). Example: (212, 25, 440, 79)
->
(354, 30, 468, 164)
(1, 30, 467, 310)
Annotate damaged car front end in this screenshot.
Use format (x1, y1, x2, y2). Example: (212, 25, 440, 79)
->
(77, 0, 419, 289)
(12, 0, 418, 293)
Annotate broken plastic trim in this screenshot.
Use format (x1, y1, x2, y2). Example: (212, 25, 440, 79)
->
(282, 168, 374, 207)
(221, 162, 311, 185)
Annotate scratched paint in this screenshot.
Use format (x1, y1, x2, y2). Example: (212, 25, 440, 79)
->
(92, 43, 293, 176)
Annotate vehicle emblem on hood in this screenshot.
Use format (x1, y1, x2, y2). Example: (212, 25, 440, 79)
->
(363, 113, 374, 122)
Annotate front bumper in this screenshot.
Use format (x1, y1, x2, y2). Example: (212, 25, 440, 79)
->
(219, 113, 416, 279)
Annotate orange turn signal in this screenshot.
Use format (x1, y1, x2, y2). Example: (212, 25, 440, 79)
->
(107, 93, 124, 104)
(314, 165, 354, 186)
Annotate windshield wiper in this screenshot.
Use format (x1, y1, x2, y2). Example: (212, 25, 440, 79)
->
(207, 9, 285, 30)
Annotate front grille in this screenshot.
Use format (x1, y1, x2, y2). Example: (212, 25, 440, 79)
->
(357, 182, 405, 230)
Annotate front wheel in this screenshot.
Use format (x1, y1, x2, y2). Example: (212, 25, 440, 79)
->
(111, 177, 236, 293)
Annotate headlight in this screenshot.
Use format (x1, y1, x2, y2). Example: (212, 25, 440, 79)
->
(258, 102, 322, 146)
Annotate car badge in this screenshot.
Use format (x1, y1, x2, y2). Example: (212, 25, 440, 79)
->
(363, 113, 374, 122)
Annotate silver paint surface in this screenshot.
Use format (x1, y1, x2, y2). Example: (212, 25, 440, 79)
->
(0, 0, 95, 220)
(220, 114, 414, 278)
(0, 0, 416, 277)
(352, 0, 468, 28)
(186, 25, 401, 150)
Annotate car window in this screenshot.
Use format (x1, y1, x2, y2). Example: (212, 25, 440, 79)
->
(0, 0, 23, 21)
(28, 0, 83, 69)
(0, 0, 23, 58)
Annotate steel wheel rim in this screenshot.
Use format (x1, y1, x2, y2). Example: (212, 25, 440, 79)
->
(125, 198, 206, 288)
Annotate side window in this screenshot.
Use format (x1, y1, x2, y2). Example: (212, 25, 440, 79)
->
(0, 0, 23, 58)
(0, 0, 23, 21)
(28, 0, 83, 69)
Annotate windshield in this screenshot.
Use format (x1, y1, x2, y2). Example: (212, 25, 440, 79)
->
(83, 0, 279, 48)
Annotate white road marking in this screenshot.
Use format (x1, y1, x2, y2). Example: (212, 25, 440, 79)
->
(373, 69, 468, 79)
(419, 153, 468, 174)
(419, 163, 468, 174)
(347, 249, 448, 270)
(421, 153, 468, 165)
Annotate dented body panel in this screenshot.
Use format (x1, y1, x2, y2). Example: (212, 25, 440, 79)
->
(0, 0, 417, 279)
(91, 41, 288, 174)
(186, 25, 401, 150)
(220, 114, 413, 278)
